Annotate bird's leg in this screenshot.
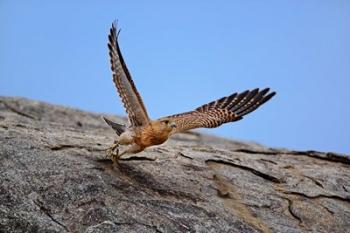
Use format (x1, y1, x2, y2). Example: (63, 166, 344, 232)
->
(112, 144, 145, 164)
(106, 139, 119, 161)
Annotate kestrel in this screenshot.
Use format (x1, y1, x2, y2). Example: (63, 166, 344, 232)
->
(103, 23, 276, 163)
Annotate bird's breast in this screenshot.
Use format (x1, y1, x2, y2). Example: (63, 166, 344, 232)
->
(136, 128, 169, 148)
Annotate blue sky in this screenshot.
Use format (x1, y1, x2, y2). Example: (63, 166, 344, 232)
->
(1, 1, 349, 154)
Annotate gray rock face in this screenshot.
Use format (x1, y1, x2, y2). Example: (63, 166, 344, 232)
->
(0, 96, 349, 233)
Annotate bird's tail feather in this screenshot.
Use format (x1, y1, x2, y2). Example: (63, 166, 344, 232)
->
(102, 116, 126, 136)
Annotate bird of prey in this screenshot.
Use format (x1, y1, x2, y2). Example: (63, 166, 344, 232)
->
(103, 22, 276, 163)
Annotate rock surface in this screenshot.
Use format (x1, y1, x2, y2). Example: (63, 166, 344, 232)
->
(0, 96, 349, 233)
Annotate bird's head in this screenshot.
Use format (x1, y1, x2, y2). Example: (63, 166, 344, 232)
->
(152, 118, 177, 134)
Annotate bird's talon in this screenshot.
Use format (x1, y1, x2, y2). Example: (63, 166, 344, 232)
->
(106, 142, 119, 163)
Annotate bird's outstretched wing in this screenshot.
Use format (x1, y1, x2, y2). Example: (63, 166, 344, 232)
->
(108, 22, 150, 127)
(163, 88, 276, 133)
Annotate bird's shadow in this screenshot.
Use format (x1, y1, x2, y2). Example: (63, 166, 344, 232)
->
(95, 158, 163, 192)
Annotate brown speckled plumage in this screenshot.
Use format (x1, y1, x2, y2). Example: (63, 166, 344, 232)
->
(165, 88, 275, 133)
(108, 24, 150, 127)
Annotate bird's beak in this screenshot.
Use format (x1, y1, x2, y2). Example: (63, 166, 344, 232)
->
(170, 122, 177, 128)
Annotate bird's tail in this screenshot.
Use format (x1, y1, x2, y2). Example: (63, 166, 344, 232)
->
(102, 116, 126, 136)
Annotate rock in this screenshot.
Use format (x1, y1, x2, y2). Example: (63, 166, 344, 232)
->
(0, 96, 349, 233)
